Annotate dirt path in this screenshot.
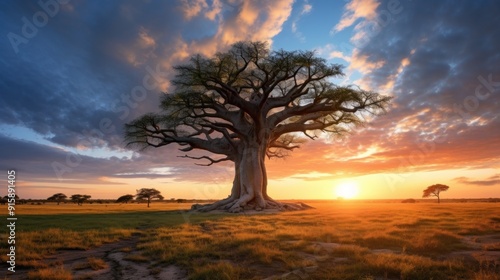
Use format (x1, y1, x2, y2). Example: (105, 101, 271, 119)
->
(447, 234, 500, 266)
(6, 233, 187, 280)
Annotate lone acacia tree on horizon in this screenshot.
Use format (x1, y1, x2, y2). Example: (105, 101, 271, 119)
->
(136, 188, 162, 207)
(422, 184, 449, 203)
(125, 41, 390, 213)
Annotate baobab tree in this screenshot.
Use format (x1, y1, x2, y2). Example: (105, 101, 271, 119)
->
(422, 184, 449, 203)
(125, 41, 390, 213)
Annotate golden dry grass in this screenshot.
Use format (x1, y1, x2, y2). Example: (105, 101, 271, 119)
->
(26, 266, 72, 280)
(139, 201, 500, 279)
(0, 228, 135, 269)
(1, 201, 499, 279)
(15, 202, 192, 215)
(87, 257, 108, 270)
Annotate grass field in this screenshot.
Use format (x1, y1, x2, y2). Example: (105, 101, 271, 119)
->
(1, 201, 499, 279)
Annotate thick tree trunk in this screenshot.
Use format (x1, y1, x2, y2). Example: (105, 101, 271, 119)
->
(192, 143, 313, 213)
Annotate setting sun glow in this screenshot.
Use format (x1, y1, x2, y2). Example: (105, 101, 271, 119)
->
(335, 181, 359, 199)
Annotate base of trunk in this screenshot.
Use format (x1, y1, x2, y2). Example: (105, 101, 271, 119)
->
(191, 197, 314, 213)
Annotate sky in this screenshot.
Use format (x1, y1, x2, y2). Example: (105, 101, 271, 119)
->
(0, 0, 499, 200)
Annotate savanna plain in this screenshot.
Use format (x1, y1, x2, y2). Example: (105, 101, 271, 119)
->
(1, 201, 499, 280)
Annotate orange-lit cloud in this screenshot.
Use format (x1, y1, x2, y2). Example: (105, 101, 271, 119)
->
(453, 174, 500, 186)
(179, 0, 209, 20)
(333, 0, 380, 33)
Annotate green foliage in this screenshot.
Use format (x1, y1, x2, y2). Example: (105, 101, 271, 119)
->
(125, 41, 391, 161)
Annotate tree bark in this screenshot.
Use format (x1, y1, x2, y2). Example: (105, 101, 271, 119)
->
(193, 143, 313, 213)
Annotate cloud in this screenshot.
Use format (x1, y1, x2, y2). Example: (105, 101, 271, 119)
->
(315, 44, 352, 64)
(179, 0, 209, 20)
(330, 0, 500, 178)
(453, 174, 500, 186)
(333, 0, 380, 33)
(2, 0, 500, 198)
(0, 134, 232, 188)
(0, 0, 294, 152)
(290, 0, 312, 42)
(0, 0, 297, 198)
(301, 0, 312, 15)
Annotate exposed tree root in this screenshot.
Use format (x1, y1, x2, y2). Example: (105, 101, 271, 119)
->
(191, 198, 314, 213)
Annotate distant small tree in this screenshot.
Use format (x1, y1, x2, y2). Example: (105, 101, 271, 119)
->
(136, 188, 162, 208)
(422, 184, 449, 203)
(70, 194, 91, 206)
(116, 194, 135, 204)
(47, 193, 67, 205)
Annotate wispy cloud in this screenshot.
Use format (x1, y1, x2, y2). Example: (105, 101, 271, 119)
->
(291, 0, 312, 42)
(332, 0, 380, 33)
(301, 1, 312, 15)
(315, 43, 352, 62)
(453, 175, 500, 186)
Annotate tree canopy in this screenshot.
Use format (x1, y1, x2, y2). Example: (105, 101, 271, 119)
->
(70, 194, 91, 206)
(116, 194, 135, 204)
(125, 41, 390, 212)
(136, 188, 162, 207)
(47, 193, 67, 205)
(422, 184, 449, 203)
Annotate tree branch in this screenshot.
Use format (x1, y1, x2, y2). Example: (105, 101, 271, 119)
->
(178, 155, 232, 166)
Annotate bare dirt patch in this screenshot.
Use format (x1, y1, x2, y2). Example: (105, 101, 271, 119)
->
(447, 234, 500, 266)
(8, 233, 187, 280)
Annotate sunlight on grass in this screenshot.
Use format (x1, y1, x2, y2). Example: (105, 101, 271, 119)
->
(27, 266, 72, 280)
(0, 228, 135, 267)
(87, 257, 109, 270)
(15, 202, 192, 215)
(1, 201, 499, 279)
(190, 262, 242, 280)
(138, 202, 499, 279)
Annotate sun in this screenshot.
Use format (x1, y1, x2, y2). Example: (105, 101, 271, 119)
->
(335, 181, 359, 199)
